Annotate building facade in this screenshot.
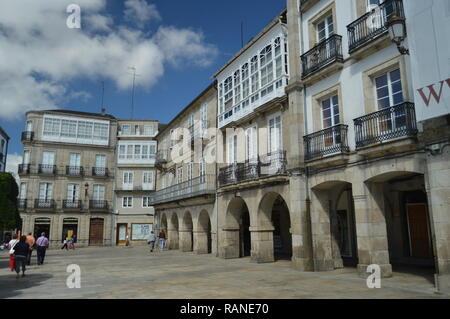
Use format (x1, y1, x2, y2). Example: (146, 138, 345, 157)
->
(18, 110, 117, 247)
(0, 126, 9, 172)
(150, 83, 218, 255)
(113, 119, 158, 246)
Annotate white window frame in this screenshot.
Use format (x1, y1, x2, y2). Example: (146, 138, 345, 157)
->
(267, 113, 282, 153)
(122, 196, 133, 208)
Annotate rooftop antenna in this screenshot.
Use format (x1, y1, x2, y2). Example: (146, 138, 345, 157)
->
(127, 66, 141, 119)
(241, 21, 244, 48)
(97, 80, 105, 113)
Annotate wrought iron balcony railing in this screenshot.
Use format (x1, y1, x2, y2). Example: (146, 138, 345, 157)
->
(148, 174, 216, 205)
(89, 200, 108, 209)
(63, 200, 82, 209)
(66, 166, 84, 176)
(354, 102, 417, 148)
(301, 34, 343, 78)
(347, 0, 404, 53)
(38, 164, 56, 175)
(156, 149, 169, 164)
(18, 164, 31, 174)
(17, 199, 27, 209)
(35, 199, 55, 209)
(92, 167, 109, 177)
(304, 124, 350, 161)
(21, 131, 34, 142)
(219, 150, 287, 186)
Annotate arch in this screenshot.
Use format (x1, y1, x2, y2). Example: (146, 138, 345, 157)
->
(195, 210, 212, 254)
(223, 197, 251, 258)
(160, 213, 168, 233)
(167, 212, 179, 250)
(365, 170, 424, 184)
(180, 211, 193, 252)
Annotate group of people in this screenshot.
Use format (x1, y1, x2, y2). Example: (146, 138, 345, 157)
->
(61, 236, 77, 250)
(147, 230, 167, 252)
(6, 232, 49, 278)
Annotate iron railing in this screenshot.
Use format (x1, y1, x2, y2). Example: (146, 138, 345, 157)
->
(219, 150, 287, 186)
(92, 167, 109, 177)
(89, 200, 108, 209)
(17, 199, 27, 209)
(347, 0, 404, 53)
(63, 200, 82, 209)
(21, 131, 34, 142)
(304, 124, 350, 161)
(156, 149, 169, 164)
(148, 174, 216, 205)
(18, 164, 31, 174)
(38, 164, 56, 175)
(354, 102, 417, 148)
(66, 166, 84, 176)
(301, 34, 343, 78)
(35, 199, 55, 209)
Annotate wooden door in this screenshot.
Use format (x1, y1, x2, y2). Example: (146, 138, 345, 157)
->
(89, 218, 104, 246)
(407, 204, 433, 258)
(116, 223, 128, 246)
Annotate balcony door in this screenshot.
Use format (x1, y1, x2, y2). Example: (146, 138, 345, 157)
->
(20, 183, 27, 200)
(123, 172, 133, 190)
(42, 151, 55, 173)
(245, 126, 258, 162)
(268, 114, 282, 153)
(69, 153, 81, 175)
(66, 184, 80, 207)
(227, 135, 237, 164)
(23, 151, 30, 164)
(321, 95, 341, 149)
(375, 68, 405, 134)
(39, 183, 53, 206)
(143, 171, 154, 190)
(94, 154, 106, 175)
(26, 121, 33, 132)
(92, 184, 105, 207)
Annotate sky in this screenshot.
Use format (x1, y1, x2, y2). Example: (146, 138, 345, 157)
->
(0, 0, 286, 175)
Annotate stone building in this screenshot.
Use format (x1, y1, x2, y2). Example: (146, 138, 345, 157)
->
(0, 126, 9, 172)
(150, 83, 218, 255)
(113, 119, 158, 246)
(18, 110, 117, 247)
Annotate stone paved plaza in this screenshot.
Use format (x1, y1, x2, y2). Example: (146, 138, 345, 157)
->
(0, 246, 449, 299)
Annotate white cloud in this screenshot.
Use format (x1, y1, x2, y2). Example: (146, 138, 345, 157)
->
(124, 0, 161, 27)
(5, 153, 22, 185)
(0, 0, 218, 121)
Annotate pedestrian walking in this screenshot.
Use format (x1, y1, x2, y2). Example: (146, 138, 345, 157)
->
(61, 237, 69, 250)
(147, 231, 156, 252)
(70, 235, 77, 250)
(36, 232, 49, 265)
(13, 236, 30, 279)
(159, 230, 166, 251)
(7, 234, 19, 272)
(25, 233, 35, 266)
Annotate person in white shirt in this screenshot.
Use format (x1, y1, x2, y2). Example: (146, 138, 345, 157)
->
(147, 231, 156, 252)
(7, 234, 19, 272)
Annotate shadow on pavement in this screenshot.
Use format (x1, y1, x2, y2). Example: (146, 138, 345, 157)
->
(0, 272, 54, 298)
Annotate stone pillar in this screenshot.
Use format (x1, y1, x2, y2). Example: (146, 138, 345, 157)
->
(425, 147, 450, 294)
(179, 229, 193, 252)
(219, 228, 240, 259)
(168, 228, 179, 250)
(354, 183, 392, 278)
(211, 231, 218, 257)
(250, 226, 275, 263)
(193, 231, 209, 254)
(310, 189, 335, 271)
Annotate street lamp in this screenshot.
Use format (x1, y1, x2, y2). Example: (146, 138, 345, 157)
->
(386, 14, 409, 55)
(84, 183, 89, 196)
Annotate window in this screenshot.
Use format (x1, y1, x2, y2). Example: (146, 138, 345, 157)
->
(61, 120, 77, 138)
(119, 145, 126, 159)
(93, 123, 108, 140)
(95, 154, 106, 168)
(39, 183, 53, 200)
(144, 124, 154, 136)
(93, 185, 105, 200)
(23, 151, 30, 164)
(268, 114, 282, 152)
(77, 121, 93, 139)
(317, 15, 334, 42)
(251, 56, 259, 93)
(375, 69, 403, 109)
(260, 62, 273, 88)
(143, 171, 154, 189)
(135, 125, 141, 135)
(66, 184, 80, 202)
(123, 172, 134, 189)
(187, 163, 193, 181)
(177, 167, 183, 184)
(123, 197, 133, 208)
(246, 126, 258, 161)
(260, 45, 272, 67)
(43, 118, 60, 136)
(200, 103, 208, 136)
(321, 95, 340, 128)
(121, 125, 131, 135)
(224, 76, 233, 108)
(142, 197, 151, 208)
(227, 135, 237, 164)
(19, 183, 27, 199)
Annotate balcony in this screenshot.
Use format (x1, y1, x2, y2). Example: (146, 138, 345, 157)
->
(38, 164, 56, 175)
(347, 0, 404, 55)
(34, 199, 55, 209)
(304, 124, 350, 161)
(66, 166, 84, 177)
(219, 150, 287, 187)
(92, 167, 109, 178)
(301, 34, 343, 83)
(354, 102, 418, 150)
(156, 149, 169, 165)
(17, 199, 27, 209)
(62, 200, 82, 209)
(148, 174, 216, 206)
(18, 164, 31, 175)
(89, 200, 109, 210)
(21, 131, 34, 142)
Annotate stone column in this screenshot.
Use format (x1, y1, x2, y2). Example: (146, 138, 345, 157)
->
(211, 230, 218, 257)
(167, 228, 179, 250)
(425, 148, 450, 294)
(354, 183, 392, 278)
(179, 229, 193, 252)
(193, 231, 209, 254)
(310, 189, 335, 271)
(250, 226, 275, 263)
(219, 228, 240, 259)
